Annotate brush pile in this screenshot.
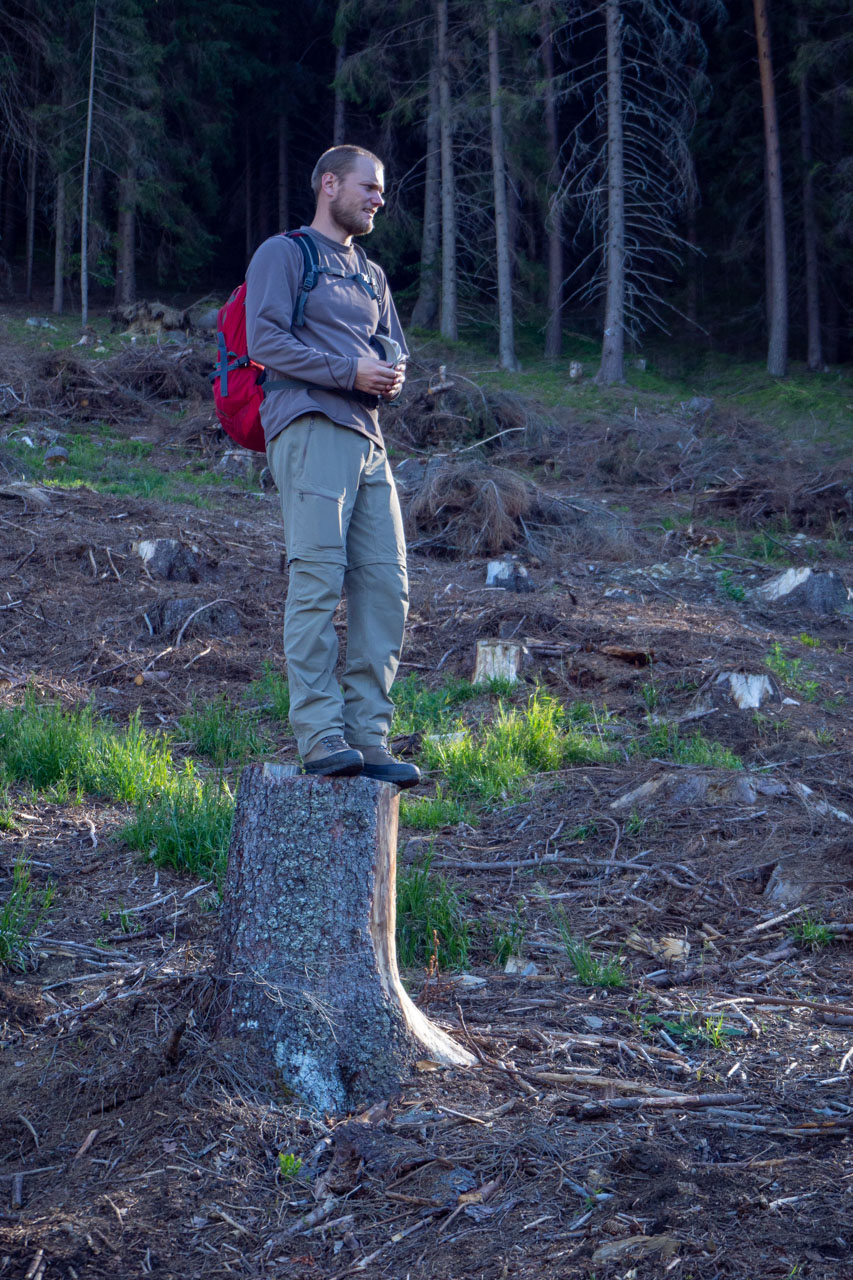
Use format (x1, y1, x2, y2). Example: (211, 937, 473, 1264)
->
(403, 457, 635, 559)
(0, 341, 210, 427)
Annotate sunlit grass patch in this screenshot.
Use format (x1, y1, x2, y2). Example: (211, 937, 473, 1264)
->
(399, 786, 474, 830)
(0, 692, 233, 883)
(634, 720, 742, 769)
(396, 851, 471, 970)
(179, 694, 270, 767)
(250, 661, 291, 721)
(391, 674, 487, 736)
(121, 768, 234, 883)
(421, 690, 619, 804)
(0, 859, 54, 972)
(789, 913, 836, 949)
(0, 693, 173, 801)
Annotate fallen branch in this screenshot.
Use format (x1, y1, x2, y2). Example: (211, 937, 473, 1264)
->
(576, 1091, 745, 1118)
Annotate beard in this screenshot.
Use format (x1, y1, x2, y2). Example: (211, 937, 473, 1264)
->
(329, 193, 375, 238)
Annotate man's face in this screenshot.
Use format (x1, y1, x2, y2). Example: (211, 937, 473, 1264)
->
(327, 157, 385, 239)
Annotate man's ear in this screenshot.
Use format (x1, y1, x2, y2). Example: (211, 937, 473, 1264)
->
(320, 171, 337, 199)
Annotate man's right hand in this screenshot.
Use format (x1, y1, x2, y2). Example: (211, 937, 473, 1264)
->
(354, 357, 401, 397)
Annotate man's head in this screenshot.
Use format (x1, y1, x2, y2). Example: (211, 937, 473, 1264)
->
(311, 145, 385, 241)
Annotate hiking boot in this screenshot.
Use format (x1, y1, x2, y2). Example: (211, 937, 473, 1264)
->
(302, 735, 364, 777)
(353, 742, 421, 789)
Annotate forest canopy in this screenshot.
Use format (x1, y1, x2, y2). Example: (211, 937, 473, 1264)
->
(0, 0, 850, 376)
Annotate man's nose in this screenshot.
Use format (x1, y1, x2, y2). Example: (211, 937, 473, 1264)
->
(371, 191, 384, 208)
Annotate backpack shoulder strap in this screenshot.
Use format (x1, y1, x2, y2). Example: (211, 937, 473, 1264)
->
(284, 230, 320, 327)
(353, 242, 381, 302)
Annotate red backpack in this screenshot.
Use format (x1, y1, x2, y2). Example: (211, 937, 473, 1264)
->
(209, 231, 381, 453)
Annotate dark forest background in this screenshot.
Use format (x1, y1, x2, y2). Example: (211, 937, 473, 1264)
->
(0, 0, 850, 376)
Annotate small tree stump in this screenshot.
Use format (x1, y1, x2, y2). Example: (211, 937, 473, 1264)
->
(215, 764, 475, 1112)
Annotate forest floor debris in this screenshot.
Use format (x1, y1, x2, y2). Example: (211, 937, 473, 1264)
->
(1, 313, 852, 1278)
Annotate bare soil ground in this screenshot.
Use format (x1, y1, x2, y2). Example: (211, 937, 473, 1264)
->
(1, 315, 852, 1280)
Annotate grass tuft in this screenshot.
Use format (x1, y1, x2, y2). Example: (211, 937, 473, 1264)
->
(0, 693, 173, 800)
(399, 786, 474, 830)
(789, 914, 836, 949)
(765, 642, 819, 701)
(491, 903, 526, 966)
(421, 690, 619, 804)
(396, 851, 471, 970)
(121, 765, 234, 882)
(635, 720, 742, 769)
(0, 859, 54, 971)
(549, 905, 625, 987)
(250, 661, 291, 721)
(179, 694, 270, 767)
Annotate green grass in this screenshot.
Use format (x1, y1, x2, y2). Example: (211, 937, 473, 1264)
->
(765, 642, 820, 701)
(3, 422, 256, 507)
(420, 690, 619, 805)
(396, 851, 471, 970)
(0, 859, 54, 971)
(549, 906, 625, 988)
(0, 693, 174, 801)
(250, 661, 291, 721)
(390, 674, 488, 736)
(399, 787, 474, 830)
(789, 914, 836, 949)
(641, 1012, 744, 1048)
(179, 694, 270, 768)
(717, 568, 746, 602)
(121, 767, 234, 882)
(0, 692, 234, 883)
(490, 903, 526, 966)
(634, 720, 742, 769)
(277, 1152, 303, 1180)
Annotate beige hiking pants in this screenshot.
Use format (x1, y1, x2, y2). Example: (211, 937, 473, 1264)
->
(266, 413, 408, 759)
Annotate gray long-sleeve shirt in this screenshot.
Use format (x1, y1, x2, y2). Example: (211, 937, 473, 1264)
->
(245, 226, 408, 449)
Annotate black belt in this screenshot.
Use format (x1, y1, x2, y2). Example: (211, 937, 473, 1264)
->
(262, 374, 379, 410)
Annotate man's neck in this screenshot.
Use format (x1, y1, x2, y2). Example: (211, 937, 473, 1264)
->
(309, 211, 352, 247)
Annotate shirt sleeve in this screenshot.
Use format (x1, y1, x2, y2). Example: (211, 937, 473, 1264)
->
(245, 237, 358, 390)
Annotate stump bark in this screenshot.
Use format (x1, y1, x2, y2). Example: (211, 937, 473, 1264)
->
(215, 764, 475, 1112)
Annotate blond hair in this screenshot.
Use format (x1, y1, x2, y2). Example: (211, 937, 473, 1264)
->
(310, 145, 384, 199)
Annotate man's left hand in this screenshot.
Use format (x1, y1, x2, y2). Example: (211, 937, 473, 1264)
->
(381, 363, 406, 401)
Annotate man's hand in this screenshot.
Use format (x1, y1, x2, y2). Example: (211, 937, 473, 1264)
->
(355, 357, 405, 400)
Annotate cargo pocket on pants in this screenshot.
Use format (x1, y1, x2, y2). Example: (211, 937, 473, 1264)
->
(288, 486, 346, 563)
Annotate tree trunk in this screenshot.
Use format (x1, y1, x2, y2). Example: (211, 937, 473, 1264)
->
(244, 118, 253, 262)
(215, 766, 474, 1113)
(333, 41, 346, 145)
(52, 170, 66, 314)
(540, 6, 563, 359)
(797, 15, 821, 372)
(488, 26, 519, 371)
(277, 113, 289, 230)
(25, 135, 36, 302)
(436, 0, 457, 341)
(114, 143, 137, 307)
(81, 3, 97, 329)
(410, 61, 441, 329)
(596, 0, 625, 386)
(754, 0, 787, 377)
(685, 184, 698, 331)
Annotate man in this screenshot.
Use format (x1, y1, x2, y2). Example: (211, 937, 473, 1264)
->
(245, 145, 420, 788)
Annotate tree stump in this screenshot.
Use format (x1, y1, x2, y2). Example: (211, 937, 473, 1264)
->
(215, 764, 475, 1112)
